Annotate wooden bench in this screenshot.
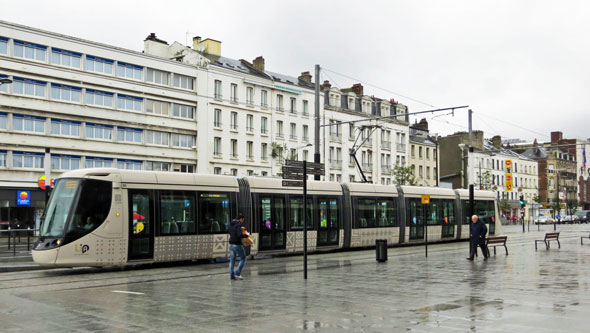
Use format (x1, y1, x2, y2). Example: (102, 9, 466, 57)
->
(486, 236, 508, 255)
(581, 233, 590, 245)
(535, 232, 560, 250)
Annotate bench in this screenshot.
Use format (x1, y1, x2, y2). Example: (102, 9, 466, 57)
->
(535, 232, 560, 250)
(486, 236, 508, 255)
(582, 233, 590, 245)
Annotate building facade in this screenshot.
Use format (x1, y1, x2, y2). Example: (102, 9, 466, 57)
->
(408, 119, 438, 187)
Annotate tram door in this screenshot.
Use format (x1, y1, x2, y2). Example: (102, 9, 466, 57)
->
(317, 197, 339, 246)
(407, 199, 425, 240)
(128, 190, 154, 260)
(259, 196, 286, 251)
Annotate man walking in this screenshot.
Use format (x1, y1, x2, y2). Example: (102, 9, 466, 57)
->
(467, 214, 490, 260)
(229, 213, 249, 280)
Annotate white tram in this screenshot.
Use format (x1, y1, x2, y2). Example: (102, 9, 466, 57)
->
(33, 168, 499, 267)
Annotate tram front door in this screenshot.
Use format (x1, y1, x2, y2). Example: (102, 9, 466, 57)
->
(259, 196, 286, 251)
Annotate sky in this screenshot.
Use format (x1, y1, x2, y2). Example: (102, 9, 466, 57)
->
(2, 0, 589, 143)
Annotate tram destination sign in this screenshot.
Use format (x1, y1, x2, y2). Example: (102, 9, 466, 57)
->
(282, 180, 304, 187)
(283, 160, 325, 175)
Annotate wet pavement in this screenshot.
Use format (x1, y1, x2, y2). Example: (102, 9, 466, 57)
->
(1, 224, 590, 332)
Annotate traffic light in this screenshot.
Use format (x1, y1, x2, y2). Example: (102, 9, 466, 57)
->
(519, 195, 525, 208)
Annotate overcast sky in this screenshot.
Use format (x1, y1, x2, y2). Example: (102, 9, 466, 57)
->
(3, 0, 588, 143)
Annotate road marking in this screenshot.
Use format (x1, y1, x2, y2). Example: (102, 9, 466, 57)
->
(112, 290, 145, 295)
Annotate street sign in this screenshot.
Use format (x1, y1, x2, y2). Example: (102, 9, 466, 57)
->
(282, 180, 303, 187)
(282, 161, 324, 177)
(421, 195, 430, 204)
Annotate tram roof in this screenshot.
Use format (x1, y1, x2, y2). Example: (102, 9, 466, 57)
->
(455, 189, 496, 200)
(401, 185, 456, 199)
(245, 177, 342, 195)
(347, 183, 398, 196)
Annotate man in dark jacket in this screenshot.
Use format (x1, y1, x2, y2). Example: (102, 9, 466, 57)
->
(229, 213, 249, 280)
(467, 214, 489, 260)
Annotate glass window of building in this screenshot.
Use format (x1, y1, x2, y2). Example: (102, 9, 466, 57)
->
(116, 127, 143, 143)
(145, 161, 170, 171)
(116, 62, 143, 80)
(12, 151, 44, 168)
(214, 167, 222, 175)
(85, 123, 113, 140)
(303, 125, 308, 141)
(0, 75, 8, 93)
(13, 40, 46, 61)
(261, 143, 267, 161)
(231, 169, 238, 176)
(146, 130, 169, 146)
(302, 100, 308, 116)
(51, 83, 82, 103)
(51, 119, 80, 137)
(261, 117, 268, 134)
(0, 150, 7, 167)
(0, 112, 6, 129)
(0, 37, 8, 55)
(214, 80, 222, 99)
(171, 133, 195, 148)
(84, 157, 113, 168)
(290, 97, 296, 113)
(230, 112, 238, 130)
(214, 137, 221, 156)
(173, 74, 194, 90)
(160, 191, 195, 235)
(230, 139, 238, 158)
(85, 89, 113, 108)
(246, 87, 253, 105)
(146, 99, 170, 115)
(230, 83, 237, 102)
(51, 48, 81, 68)
(117, 94, 143, 112)
(290, 123, 296, 139)
(172, 103, 195, 119)
(246, 114, 254, 132)
(146, 68, 169, 85)
(117, 159, 142, 170)
(247, 141, 253, 160)
(277, 120, 283, 138)
(180, 164, 195, 173)
(85, 55, 114, 75)
(13, 115, 45, 133)
(214, 109, 222, 127)
(277, 94, 284, 111)
(261, 90, 268, 107)
(13, 77, 46, 97)
(198, 192, 231, 234)
(51, 155, 81, 170)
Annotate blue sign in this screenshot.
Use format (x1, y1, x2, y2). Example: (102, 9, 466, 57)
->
(17, 191, 31, 206)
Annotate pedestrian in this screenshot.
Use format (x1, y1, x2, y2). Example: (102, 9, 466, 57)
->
(228, 213, 249, 280)
(466, 214, 490, 260)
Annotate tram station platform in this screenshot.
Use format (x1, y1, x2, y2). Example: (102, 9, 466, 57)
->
(1, 224, 590, 332)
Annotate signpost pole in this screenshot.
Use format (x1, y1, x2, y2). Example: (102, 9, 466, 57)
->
(425, 203, 428, 258)
(303, 160, 308, 280)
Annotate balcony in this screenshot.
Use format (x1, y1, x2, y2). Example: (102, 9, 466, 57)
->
(230, 153, 238, 159)
(213, 122, 222, 128)
(246, 99, 254, 107)
(302, 110, 309, 117)
(396, 143, 407, 152)
(362, 163, 373, 172)
(362, 139, 373, 147)
(381, 141, 391, 150)
(381, 165, 392, 174)
(289, 134, 298, 140)
(303, 136, 309, 142)
(330, 159, 342, 169)
(276, 106, 284, 112)
(246, 126, 254, 133)
(214, 94, 223, 101)
(246, 154, 254, 161)
(230, 96, 238, 104)
(289, 109, 297, 115)
(230, 124, 238, 131)
(276, 133, 284, 139)
(213, 152, 222, 158)
(261, 128, 268, 135)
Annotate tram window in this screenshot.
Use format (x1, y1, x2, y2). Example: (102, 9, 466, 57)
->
(198, 193, 230, 234)
(407, 199, 425, 226)
(475, 200, 495, 225)
(358, 198, 395, 228)
(159, 191, 195, 235)
(427, 200, 440, 225)
(67, 179, 112, 238)
(377, 199, 396, 227)
(318, 198, 338, 228)
(358, 199, 375, 227)
(441, 200, 455, 225)
(462, 200, 470, 224)
(289, 197, 313, 230)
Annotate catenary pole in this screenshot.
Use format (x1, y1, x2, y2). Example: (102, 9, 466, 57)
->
(314, 64, 321, 181)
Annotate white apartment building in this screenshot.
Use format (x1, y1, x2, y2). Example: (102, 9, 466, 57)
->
(0, 22, 199, 228)
(322, 83, 409, 185)
(409, 123, 438, 187)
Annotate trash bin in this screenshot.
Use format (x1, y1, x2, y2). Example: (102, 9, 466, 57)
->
(376, 239, 387, 262)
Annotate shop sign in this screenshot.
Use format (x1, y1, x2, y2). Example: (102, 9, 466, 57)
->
(17, 191, 30, 206)
(38, 175, 54, 190)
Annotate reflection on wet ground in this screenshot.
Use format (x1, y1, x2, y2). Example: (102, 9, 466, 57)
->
(1, 225, 590, 331)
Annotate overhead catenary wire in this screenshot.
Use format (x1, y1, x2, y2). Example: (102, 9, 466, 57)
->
(321, 67, 437, 108)
(475, 111, 550, 140)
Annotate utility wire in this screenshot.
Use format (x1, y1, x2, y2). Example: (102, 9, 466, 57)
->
(476, 111, 550, 139)
(320, 69, 342, 90)
(321, 67, 437, 108)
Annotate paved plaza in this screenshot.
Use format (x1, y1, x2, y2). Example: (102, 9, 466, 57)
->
(1, 224, 590, 332)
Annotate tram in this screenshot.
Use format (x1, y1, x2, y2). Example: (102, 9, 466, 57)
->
(32, 168, 499, 267)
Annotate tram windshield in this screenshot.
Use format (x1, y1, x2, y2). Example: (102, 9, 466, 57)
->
(40, 178, 112, 238)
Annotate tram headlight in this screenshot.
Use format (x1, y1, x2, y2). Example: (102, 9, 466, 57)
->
(56, 239, 61, 245)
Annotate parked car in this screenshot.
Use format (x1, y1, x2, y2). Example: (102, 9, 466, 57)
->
(563, 215, 578, 224)
(536, 216, 554, 224)
(574, 210, 590, 223)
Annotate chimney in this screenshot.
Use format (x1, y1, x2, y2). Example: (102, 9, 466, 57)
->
(144, 33, 169, 57)
(192, 36, 202, 50)
(551, 131, 562, 144)
(321, 80, 331, 90)
(389, 98, 398, 104)
(491, 135, 502, 149)
(299, 71, 312, 84)
(351, 83, 363, 96)
(415, 118, 429, 131)
(253, 56, 265, 72)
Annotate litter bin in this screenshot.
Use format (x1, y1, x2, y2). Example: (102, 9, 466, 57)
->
(376, 239, 387, 262)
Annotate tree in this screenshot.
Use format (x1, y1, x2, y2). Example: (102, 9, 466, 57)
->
(567, 199, 579, 214)
(477, 171, 493, 190)
(393, 164, 417, 185)
(498, 198, 511, 215)
(271, 142, 289, 163)
(532, 194, 540, 204)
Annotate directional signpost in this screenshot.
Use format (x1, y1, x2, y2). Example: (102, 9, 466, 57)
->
(282, 160, 324, 279)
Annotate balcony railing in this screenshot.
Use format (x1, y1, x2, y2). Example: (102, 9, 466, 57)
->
(381, 165, 392, 174)
(362, 139, 373, 147)
(290, 135, 297, 140)
(261, 128, 268, 135)
(276, 133, 284, 139)
(214, 121, 222, 128)
(290, 109, 297, 115)
(303, 136, 309, 142)
(362, 163, 373, 171)
(330, 133, 342, 142)
(276, 106, 284, 112)
(214, 94, 222, 100)
(381, 141, 391, 150)
(230, 96, 238, 103)
(246, 126, 254, 132)
(230, 153, 238, 159)
(230, 124, 238, 131)
(246, 154, 254, 161)
(396, 143, 407, 152)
